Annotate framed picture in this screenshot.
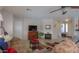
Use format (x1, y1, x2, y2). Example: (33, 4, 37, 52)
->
(45, 25, 51, 29)
(76, 19, 79, 31)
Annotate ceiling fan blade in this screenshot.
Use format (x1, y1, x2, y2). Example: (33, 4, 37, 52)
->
(49, 8, 62, 13)
(70, 6, 79, 8)
(49, 6, 67, 13)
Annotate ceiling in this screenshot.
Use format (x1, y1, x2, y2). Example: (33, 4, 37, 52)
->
(1, 6, 79, 19)
(3, 6, 60, 18)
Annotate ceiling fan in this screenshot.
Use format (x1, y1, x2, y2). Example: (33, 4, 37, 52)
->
(49, 6, 79, 15)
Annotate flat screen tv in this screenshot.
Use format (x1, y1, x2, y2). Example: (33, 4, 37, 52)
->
(45, 34, 51, 39)
(29, 25, 37, 31)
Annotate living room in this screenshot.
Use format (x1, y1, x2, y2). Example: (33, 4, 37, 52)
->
(0, 6, 79, 53)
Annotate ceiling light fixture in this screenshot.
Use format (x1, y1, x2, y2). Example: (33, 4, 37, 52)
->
(26, 8, 31, 11)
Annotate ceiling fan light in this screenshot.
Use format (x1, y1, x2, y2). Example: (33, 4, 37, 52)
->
(65, 19, 69, 22)
(62, 11, 67, 15)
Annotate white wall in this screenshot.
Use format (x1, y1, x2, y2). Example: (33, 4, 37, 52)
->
(13, 17, 43, 40)
(13, 16, 76, 41)
(73, 16, 79, 42)
(13, 17, 63, 40)
(13, 16, 23, 39)
(23, 17, 43, 40)
(1, 10, 14, 36)
(1, 10, 77, 42)
(41, 18, 63, 42)
(42, 19, 55, 39)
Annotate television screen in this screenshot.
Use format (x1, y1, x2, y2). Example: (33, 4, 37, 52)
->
(45, 34, 51, 39)
(29, 25, 37, 31)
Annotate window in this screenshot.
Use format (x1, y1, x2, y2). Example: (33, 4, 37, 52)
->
(66, 23, 68, 32)
(61, 23, 65, 33)
(61, 23, 68, 33)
